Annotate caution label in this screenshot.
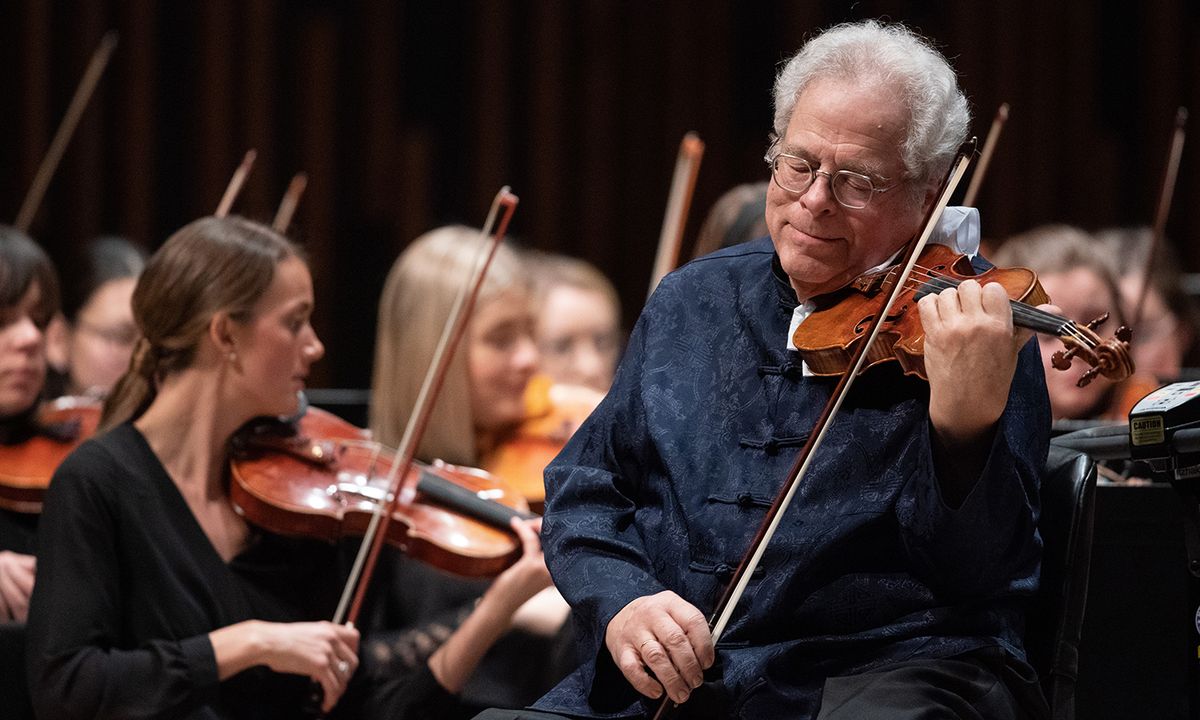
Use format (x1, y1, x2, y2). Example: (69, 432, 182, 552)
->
(1131, 416, 1165, 446)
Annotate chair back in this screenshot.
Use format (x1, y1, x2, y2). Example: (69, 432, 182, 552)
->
(1027, 444, 1098, 720)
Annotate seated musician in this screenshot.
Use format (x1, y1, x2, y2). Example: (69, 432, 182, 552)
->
(368, 226, 575, 714)
(690, 182, 769, 261)
(25, 216, 550, 720)
(0, 225, 61, 624)
(529, 20, 1052, 719)
(1094, 226, 1198, 384)
(524, 250, 623, 394)
(44, 235, 146, 399)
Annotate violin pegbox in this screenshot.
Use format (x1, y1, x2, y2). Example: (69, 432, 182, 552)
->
(1050, 313, 1135, 387)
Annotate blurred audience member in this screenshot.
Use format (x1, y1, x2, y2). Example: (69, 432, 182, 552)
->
(45, 237, 145, 398)
(690, 181, 768, 260)
(992, 225, 1127, 421)
(1094, 226, 1198, 383)
(525, 251, 622, 393)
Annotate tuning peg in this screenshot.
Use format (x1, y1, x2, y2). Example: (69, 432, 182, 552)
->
(1076, 366, 1100, 388)
(1084, 312, 1110, 331)
(1051, 348, 1078, 371)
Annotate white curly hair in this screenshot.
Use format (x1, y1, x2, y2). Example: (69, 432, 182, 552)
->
(772, 20, 970, 194)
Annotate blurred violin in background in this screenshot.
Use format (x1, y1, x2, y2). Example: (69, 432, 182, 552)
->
(482, 375, 603, 512)
(0, 396, 101, 514)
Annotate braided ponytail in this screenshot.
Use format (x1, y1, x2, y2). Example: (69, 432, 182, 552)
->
(99, 337, 158, 431)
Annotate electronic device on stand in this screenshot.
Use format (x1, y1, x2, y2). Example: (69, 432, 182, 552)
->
(1054, 380, 1200, 719)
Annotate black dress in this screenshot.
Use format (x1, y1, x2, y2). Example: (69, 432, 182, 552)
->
(1, 410, 41, 719)
(26, 422, 455, 720)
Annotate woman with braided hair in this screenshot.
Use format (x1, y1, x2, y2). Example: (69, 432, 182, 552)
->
(24, 215, 365, 719)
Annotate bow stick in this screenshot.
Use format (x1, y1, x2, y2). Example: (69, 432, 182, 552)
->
(15, 31, 119, 231)
(214, 149, 257, 218)
(961, 102, 1008, 208)
(333, 187, 520, 627)
(648, 132, 704, 298)
(272, 172, 308, 233)
(1131, 107, 1187, 327)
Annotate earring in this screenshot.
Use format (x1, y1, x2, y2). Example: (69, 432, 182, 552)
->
(228, 351, 237, 363)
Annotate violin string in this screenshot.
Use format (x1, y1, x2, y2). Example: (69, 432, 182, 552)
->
(878, 267, 1097, 352)
(907, 274, 1096, 350)
(893, 265, 1098, 349)
(901, 269, 1078, 333)
(366, 441, 383, 494)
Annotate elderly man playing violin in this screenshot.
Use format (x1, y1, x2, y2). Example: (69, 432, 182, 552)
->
(525, 20, 1052, 720)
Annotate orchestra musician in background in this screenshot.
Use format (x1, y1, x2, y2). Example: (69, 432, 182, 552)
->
(992, 225, 1129, 422)
(369, 225, 571, 716)
(690, 182, 769, 261)
(1094, 226, 1198, 384)
(524, 250, 623, 394)
(0, 226, 60, 624)
(44, 236, 146, 399)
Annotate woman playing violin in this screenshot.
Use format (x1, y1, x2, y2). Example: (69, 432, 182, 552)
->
(26, 216, 550, 720)
(373, 226, 601, 504)
(0, 225, 59, 623)
(373, 225, 540, 468)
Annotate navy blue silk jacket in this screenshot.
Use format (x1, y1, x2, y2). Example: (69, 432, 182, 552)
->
(534, 238, 1051, 718)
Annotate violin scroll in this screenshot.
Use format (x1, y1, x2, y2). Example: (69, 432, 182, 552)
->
(1051, 316, 1135, 388)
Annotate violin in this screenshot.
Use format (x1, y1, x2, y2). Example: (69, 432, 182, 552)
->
(482, 375, 602, 512)
(0, 396, 101, 513)
(793, 243, 1135, 387)
(229, 404, 536, 578)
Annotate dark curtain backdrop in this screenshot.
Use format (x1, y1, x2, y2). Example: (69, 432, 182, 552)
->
(2, 1, 1197, 388)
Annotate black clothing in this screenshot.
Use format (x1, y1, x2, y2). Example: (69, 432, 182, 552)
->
(1, 411, 44, 720)
(365, 558, 576, 718)
(25, 422, 453, 719)
(814, 647, 1048, 719)
(0, 508, 36, 556)
(0, 408, 44, 555)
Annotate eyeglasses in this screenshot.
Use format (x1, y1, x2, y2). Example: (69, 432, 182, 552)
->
(764, 147, 897, 210)
(77, 320, 139, 347)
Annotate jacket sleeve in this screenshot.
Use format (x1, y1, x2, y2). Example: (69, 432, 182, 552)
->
(26, 445, 221, 720)
(540, 294, 670, 694)
(895, 338, 1050, 598)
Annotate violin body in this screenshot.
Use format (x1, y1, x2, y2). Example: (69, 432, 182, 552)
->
(795, 244, 1049, 379)
(230, 406, 533, 578)
(483, 375, 602, 511)
(0, 396, 102, 513)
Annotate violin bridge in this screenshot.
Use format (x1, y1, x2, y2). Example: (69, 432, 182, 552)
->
(852, 268, 890, 294)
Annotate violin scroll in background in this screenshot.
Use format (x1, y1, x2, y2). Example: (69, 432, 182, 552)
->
(230, 403, 535, 578)
(793, 243, 1135, 388)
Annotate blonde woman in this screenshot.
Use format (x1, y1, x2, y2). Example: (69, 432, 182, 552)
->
(370, 226, 572, 713)
(524, 250, 622, 394)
